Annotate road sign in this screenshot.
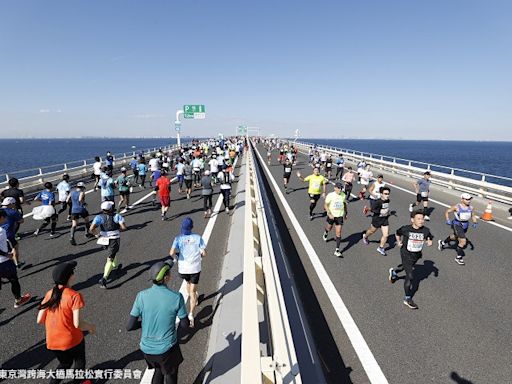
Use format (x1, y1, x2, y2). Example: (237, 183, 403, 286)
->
(238, 125, 247, 135)
(175, 122, 181, 132)
(183, 105, 206, 119)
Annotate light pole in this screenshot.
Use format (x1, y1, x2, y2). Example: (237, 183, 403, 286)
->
(175, 109, 184, 147)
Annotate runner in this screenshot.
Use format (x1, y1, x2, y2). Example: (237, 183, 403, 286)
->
(335, 154, 345, 180)
(325, 154, 333, 179)
(218, 164, 233, 213)
(130, 156, 139, 184)
(267, 148, 272, 165)
(362, 186, 391, 256)
(438, 193, 478, 265)
(105, 151, 114, 172)
(67, 182, 94, 246)
(37, 261, 96, 384)
(297, 167, 327, 220)
(92, 156, 102, 191)
(148, 154, 160, 186)
(409, 171, 432, 220)
(99, 168, 115, 203)
(150, 168, 162, 206)
(115, 167, 131, 211)
(89, 201, 127, 288)
(175, 158, 185, 193)
(358, 164, 373, 200)
(169, 217, 207, 328)
(56, 173, 72, 221)
(209, 154, 219, 185)
(127, 260, 189, 384)
(1, 197, 25, 268)
(201, 170, 214, 218)
(137, 158, 148, 189)
(322, 182, 348, 257)
(191, 155, 202, 188)
(1, 177, 28, 216)
(155, 169, 172, 220)
(283, 158, 293, 193)
(342, 166, 356, 202)
(388, 210, 434, 309)
(0, 209, 31, 307)
(183, 160, 194, 200)
(33, 182, 58, 238)
(364, 174, 386, 216)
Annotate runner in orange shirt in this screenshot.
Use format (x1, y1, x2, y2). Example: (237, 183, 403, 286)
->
(155, 170, 172, 221)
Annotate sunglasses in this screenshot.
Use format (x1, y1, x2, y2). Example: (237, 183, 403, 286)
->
(382, 192, 390, 195)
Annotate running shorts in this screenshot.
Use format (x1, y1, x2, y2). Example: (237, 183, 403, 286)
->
(160, 195, 170, 207)
(371, 216, 389, 228)
(103, 238, 120, 259)
(184, 180, 192, 189)
(452, 222, 468, 239)
(119, 190, 130, 197)
(326, 216, 344, 226)
(308, 194, 321, 202)
(143, 343, 183, 376)
(283, 173, 291, 180)
(416, 193, 429, 202)
(179, 271, 201, 284)
(71, 210, 89, 220)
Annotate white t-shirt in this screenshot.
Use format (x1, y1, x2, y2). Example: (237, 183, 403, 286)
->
(360, 170, 373, 185)
(320, 153, 327, 162)
(56, 181, 71, 202)
(370, 181, 386, 200)
(209, 159, 219, 173)
(172, 234, 206, 274)
(176, 163, 185, 175)
(148, 158, 159, 171)
(93, 162, 102, 176)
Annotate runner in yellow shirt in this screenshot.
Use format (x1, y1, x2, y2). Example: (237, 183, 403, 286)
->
(323, 182, 348, 257)
(297, 167, 327, 220)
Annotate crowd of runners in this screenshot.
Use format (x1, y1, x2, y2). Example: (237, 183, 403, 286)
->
(261, 139, 503, 310)
(1, 137, 246, 384)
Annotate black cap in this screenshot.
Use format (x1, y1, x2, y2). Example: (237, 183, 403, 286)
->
(377, 174, 384, 178)
(424, 171, 431, 175)
(150, 261, 173, 283)
(335, 182, 343, 189)
(52, 261, 77, 285)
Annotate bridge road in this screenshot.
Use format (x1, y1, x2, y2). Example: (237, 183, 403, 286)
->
(254, 144, 512, 384)
(0, 158, 243, 384)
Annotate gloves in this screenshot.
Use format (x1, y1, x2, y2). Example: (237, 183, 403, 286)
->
(446, 219, 452, 225)
(472, 223, 478, 229)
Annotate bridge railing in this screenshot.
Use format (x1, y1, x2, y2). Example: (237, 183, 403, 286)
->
(241, 147, 301, 384)
(293, 141, 512, 205)
(0, 145, 176, 192)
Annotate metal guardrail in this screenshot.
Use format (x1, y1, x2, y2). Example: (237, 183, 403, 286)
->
(293, 141, 512, 205)
(0, 145, 176, 191)
(241, 147, 301, 384)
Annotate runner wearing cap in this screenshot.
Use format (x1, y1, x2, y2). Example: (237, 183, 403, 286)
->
(33, 182, 58, 238)
(409, 171, 432, 221)
(201, 170, 214, 218)
(37, 261, 96, 383)
(0, 209, 31, 307)
(89, 201, 127, 288)
(1, 197, 25, 268)
(67, 182, 93, 246)
(56, 174, 72, 221)
(127, 260, 189, 384)
(364, 174, 386, 216)
(297, 167, 327, 220)
(115, 167, 131, 211)
(438, 193, 478, 265)
(169, 217, 207, 327)
(322, 182, 348, 257)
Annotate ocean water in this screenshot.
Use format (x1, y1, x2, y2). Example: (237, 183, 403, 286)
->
(304, 139, 512, 186)
(0, 138, 177, 177)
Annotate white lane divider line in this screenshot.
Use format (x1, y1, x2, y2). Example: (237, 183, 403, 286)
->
(254, 147, 389, 384)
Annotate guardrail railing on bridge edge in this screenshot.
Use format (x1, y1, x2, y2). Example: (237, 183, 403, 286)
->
(291, 141, 512, 205)
(241, 146, 301, 384)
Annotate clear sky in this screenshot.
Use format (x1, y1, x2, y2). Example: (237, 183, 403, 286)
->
(1, 0, 511, 140)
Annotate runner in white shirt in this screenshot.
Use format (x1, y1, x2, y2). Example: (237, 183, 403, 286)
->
(359, 165, 373, 200)
(364, 174, 386, 216)
(56, 174, 71, 220)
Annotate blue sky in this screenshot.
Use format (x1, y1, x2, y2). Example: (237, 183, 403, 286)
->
(1, 0, 511, 140)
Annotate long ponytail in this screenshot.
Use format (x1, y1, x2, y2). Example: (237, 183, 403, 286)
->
(38, 285, 64, 310)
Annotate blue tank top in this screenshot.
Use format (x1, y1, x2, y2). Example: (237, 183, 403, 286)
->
(454, 204, 472, 227)
(70, 190, 85, 214)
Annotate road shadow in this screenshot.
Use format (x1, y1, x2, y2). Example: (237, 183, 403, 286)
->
(104, 257, 166, 290)
(88, 349, 145, 384)
(340, 231, 363, 253)
(0, 339, 55, 373)
(450, 371, 474, 384)
(0, 296, 40, 328)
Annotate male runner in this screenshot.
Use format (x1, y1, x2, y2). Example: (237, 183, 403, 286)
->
(283, 158, 293, 193)
(362, 186, 391, 256)
(409, 171, 431, 220)
(155, 170, 172, 220)
(67, 182, 93, 246)
(297, 167, 327, 220)
(322, 182, 348, 257)
(389, 210, 433, 309)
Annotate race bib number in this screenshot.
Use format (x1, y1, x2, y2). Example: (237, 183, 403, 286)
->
(285, 167, 292, 173)
(97, 237, 110, 246)
(458, 211, 471, 221)
(407, 240, 424, 252)
(421, 191, 429, 197)
(379, 208, 389, 217)
(326, 163, 332, 168)
(333, 201, 343, 210)
(312, 182, 321, 190)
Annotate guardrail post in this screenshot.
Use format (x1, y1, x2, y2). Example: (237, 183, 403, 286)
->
(448, 169, 455, 189)
(5, 174, 9, 182)
(39, 168, 43, 175)
(479, 175, 486, 197)
(407, 162, 412, 178)
(64, 163, 68, 170)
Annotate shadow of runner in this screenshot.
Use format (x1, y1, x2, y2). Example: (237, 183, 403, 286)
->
(193, 332, 241, 384)
(0, 339, 54, 374)
(340, 231, 363, 254)
(410, 260, 439, 296)
(450, 371, 474, 384)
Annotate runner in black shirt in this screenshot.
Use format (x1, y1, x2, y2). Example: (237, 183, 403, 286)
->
(389, 210, 433, 309)
(1, 178, 27, 214)
(282, 158, 293, 193)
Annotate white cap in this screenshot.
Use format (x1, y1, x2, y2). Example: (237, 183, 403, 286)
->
(101, 201, 115, 210)
(1, 197, 16, 206)
(120, 167, 127, 172)
(76, 182, 85, 188)
(461, 193, 473, 200)
(204, 170, 210, 175)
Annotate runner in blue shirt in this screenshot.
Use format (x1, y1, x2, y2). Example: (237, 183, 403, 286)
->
(127, 260, 189, 384)
(1, 197, 25, 268)
(137, 160, 148, 189)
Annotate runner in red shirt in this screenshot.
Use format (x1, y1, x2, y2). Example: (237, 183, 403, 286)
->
(155, 170, 171, 221)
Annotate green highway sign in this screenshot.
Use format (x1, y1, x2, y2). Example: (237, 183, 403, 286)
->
(238, 125, 247, 134)
(184, 104, 206, 119)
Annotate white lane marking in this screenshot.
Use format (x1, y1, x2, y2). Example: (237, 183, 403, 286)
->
(142, 159, 238, 384)
(255, 147, 389, 384)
